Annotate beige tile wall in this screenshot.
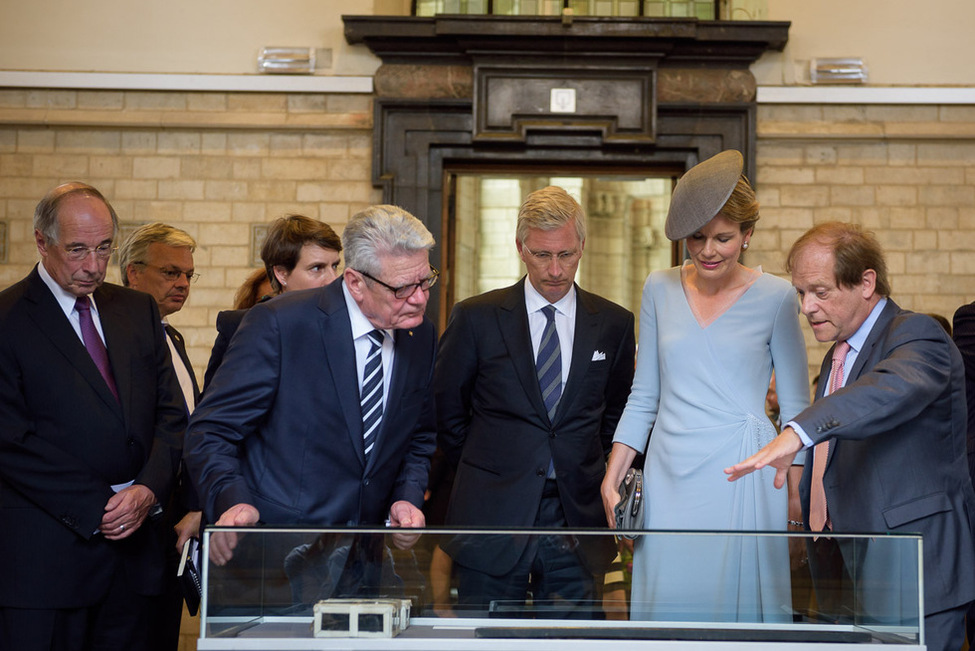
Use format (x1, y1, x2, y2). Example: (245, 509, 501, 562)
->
(751, 103, 975, 369)
(2, 91, 974, 388)
(0, 88, 380, 382)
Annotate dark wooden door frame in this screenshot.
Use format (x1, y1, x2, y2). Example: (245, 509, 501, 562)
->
(345, 15, 789, 326)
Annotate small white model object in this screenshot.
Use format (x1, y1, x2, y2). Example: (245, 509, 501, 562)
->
(312, 598, 411, 638)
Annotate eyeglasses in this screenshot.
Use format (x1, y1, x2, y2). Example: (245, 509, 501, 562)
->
(135, 263, 201, 284)
(522, 244, 582, 267)
(63, 243, 117, 261)
(357, 266, 439, 300)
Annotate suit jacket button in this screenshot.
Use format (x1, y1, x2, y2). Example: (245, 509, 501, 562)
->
(536, 468, 545, 477)
(363, 478, 370, 486)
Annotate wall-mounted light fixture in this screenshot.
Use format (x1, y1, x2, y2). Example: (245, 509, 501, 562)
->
(810, 58, 868, 84)
(258, 47, 316, 74)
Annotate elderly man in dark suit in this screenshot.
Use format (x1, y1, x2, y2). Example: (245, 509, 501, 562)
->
(435, 186, 635, 617)
(119, 221, 201, 651)
(185, 205, 438, 567)
(0, 183, 186, 650)
(727, 222, 975, 651)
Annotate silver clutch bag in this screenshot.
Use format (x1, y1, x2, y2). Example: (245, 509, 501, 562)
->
(614, 468, 644, 540)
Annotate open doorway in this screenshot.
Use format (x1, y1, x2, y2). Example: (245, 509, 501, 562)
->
(441, 169, 681, 325)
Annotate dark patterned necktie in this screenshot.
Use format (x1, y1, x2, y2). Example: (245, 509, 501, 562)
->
(536, 305, 561, 421)
(360, 329, 385, 459)
(75, 296, 119, 402)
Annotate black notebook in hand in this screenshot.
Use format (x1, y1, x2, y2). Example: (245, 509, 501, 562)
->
(177, 537, 202, 616)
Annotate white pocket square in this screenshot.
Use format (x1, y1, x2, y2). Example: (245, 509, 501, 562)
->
(592, 350, 606, 361)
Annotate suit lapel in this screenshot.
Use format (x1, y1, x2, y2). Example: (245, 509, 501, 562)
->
(166, 324, 200, 400)
(497, 282, 551, 423)
(317, 282, 366, 466)
(817, 299, 900, 466)
(847, 299, 899, 383)
(24, 270, 123, 419)
(96, 285, 135, 424)
(557, 285, 598, 424)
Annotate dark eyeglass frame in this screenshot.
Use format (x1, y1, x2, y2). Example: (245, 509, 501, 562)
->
(356, 266, 439, 300)
(134, 262, 201, 284)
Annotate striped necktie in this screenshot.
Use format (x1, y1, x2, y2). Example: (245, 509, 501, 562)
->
(360, 329, 385, 458)
(536, 305, 562, 421)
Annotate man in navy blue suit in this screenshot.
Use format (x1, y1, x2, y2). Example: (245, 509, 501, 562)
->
(728, 222, 975, 651)
(186, 205, 438, 565)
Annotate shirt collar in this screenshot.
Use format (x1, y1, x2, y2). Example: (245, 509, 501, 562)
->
(37, 261, 99, 316)
(845, 296, 888, 354)
(523, 276, 576, 316)
(342, 280, 391, 342)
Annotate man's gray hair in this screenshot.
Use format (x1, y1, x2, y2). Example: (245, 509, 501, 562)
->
(34, 182, 119, 243)
(342, 205, 434, 276)
(118, 222, 197, 287)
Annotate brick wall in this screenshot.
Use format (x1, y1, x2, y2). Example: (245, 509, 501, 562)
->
(750, 103, 975, 370)
(3, 92, 974, 393)
(0, 88, 380, 381)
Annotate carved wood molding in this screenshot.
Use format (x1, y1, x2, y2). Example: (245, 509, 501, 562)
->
(345, 14, 788, 324)
(344, 15, 788, 68)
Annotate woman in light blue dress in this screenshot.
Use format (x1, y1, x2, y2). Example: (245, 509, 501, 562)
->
(601, 150, 810, 623)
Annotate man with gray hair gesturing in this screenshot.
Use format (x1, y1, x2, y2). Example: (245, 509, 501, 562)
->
(186, 205, 439, 572)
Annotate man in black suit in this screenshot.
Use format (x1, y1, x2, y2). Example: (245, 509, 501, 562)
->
(952, 303, 975, 489)
(951, 301, 975, 646)
(120, 222, 200, 650)
(728, 222, 975, 651)
(435, 186, 635, 616)
(186, 205, 438, 564)
(0, 183, 186, 650)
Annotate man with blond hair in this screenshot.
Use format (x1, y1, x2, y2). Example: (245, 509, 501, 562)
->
(436, 186, 635, 616)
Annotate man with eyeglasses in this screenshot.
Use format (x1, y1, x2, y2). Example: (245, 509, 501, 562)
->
(435, 185, 635, 617)
(185, 205, 437, 578)
(118, 222, 201, 651)
(0, 182, 186, 650)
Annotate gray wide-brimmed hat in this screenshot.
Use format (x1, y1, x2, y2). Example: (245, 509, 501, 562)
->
(664, 150, 744, 241)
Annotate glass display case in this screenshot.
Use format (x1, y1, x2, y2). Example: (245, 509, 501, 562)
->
(196, 527, 923, 649)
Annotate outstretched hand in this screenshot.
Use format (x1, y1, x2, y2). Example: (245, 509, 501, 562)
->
(724, 427, 803, 489)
